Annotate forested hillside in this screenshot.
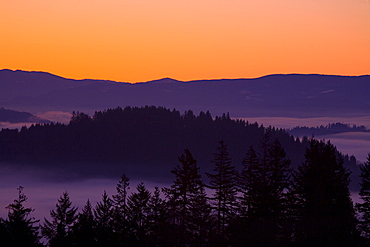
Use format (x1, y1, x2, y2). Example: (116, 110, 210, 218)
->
(0, 106, 358, 186)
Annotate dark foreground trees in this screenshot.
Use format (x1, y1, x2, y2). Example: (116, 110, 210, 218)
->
(1, 187, 42, 247)
(72, 200, 96, 247)
(206, 140, 238, 246)
(234, 136, 292, 246)
(290, 139, 359, 246)
(0, 138, 366, 246)
(164, 148, 212, 247)
(41, 191, 78, 247)
(357, 154, 370, 243)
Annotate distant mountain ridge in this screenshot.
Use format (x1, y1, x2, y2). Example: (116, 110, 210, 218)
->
(1, 69, 369, 117)
(0, 107, 50, 123)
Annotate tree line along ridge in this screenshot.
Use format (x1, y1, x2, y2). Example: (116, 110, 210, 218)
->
(0, 106, 358, 182)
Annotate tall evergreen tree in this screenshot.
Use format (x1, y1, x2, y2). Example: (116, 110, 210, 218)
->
(357, 153, 370, 242)
(236, 138, 291, 246)
(188, 185, 214, 247)
(239, 145, 259, 219)
(72, 199, 96, 247)
(94, 191, 115, 247)
(41, 191, 78, 247)
(290, 139, 358, 246)
(126, 182, 152, 245)
(147, 187, 168, 247)
(4, 186, 42, 247)
(164, 148, 211, 247)
(264, 139, 292, 244)
(206, 140, 238, 246)
(112, 173, 130, 218)
(112, 173, 130, 245)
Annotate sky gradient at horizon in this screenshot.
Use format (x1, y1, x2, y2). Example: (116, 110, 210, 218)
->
(1, 0, 369, 83)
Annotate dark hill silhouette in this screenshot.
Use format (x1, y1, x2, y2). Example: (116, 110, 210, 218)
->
(1, 69, 369, 117)
(0, 106, 359, 190)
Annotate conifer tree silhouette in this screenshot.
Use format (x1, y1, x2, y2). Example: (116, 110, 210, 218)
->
(147, 187, 168, 246)
(112, 173, 130, 246)
(94, 191, 114, 247)
(290, 139, 358, 246)
(126, 182, 151, 245)
(41, 191, 78, 247)
(4, 186, 42, 247)
(206, 140, 238, 246)
(164, 148, 211, 246)
(236, 137, 291, 246)
(72, 199, 96, 247)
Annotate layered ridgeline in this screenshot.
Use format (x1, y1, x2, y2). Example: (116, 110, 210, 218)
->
(1, 69, 369, 117)
(0, 106, 358, 186)
(0, 107, 49, 123)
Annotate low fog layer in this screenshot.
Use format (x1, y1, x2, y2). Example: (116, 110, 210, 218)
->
(318, 132, 370, 162)
(0, 111, 71, 129)
(0, 164, 168, 221)
(239, 116, 370, 162)
(240, 116, 370, 129)
(36, 111, 72, 124)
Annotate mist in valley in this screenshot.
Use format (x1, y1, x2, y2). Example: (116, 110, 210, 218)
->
(0, 163, 169, 221)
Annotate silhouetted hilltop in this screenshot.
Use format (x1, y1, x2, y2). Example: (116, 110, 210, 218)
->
(1, 69, 369, 117)
(0, 106, 359, 189)
(144, 77, 183, 84)
(0, 106, 299, 173)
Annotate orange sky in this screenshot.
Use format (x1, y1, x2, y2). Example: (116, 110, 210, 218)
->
(1, 0, 369, 83)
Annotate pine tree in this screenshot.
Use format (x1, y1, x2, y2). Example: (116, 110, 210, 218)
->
(4, 186, 42, 247)
(112, 173, 130, 245)
(357, 153, 370, 242)
(206, 140, 238, 246)
(72, 199, 96, 247)
(239, 145, 259, 219)
(264, 139, 292, 244)
(290, 139, 358, 246)
(236, 138, 291, 246)
(147, 187, 168, 247)
(94, 191, 115, 247)
(188, 185, 214, 247)
(112, 173, 130, 218)
(164, 148, 211, 246)
(41, 191, 78, 247)
(126, 182, 152, 245)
